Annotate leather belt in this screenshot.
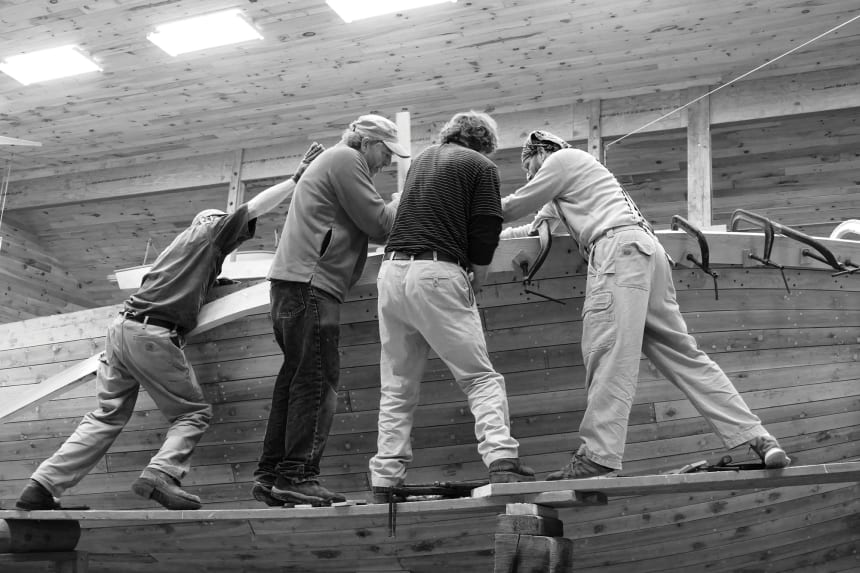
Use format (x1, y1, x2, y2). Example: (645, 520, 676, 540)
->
(384, 250, 465, 269)
(121, 311, 180, 332)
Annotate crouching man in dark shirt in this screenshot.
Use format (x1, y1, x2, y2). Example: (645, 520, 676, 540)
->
(15, 143, 324, 511)
(368, 111, 535, 502)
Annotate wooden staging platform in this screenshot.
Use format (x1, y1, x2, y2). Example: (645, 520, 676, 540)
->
(1, 463, 858, 572)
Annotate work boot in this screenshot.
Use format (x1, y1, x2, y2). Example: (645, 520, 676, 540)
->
(488, 458, 536, 483)
(16, 479, 62, 510)
(131, 468, 202, 510)
(251, 480, 286, 507)
(546, 450, 616, 480)
(748, 435, 791, 468)
(270, 477, 346, 506)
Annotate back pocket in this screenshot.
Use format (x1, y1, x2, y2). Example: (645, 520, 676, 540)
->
(614, 240, 654, 289)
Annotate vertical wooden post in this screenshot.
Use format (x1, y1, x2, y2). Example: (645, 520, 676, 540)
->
(226, 148, 246, 214)
(686, 86, 712, 229)
(586, 99, 603, 163)
(494, 503, 573, 572)
(226, 148, 245, 261)
(395, 109, 412, 193)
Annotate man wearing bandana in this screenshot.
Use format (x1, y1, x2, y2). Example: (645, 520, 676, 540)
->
(501, 131, 791, 479)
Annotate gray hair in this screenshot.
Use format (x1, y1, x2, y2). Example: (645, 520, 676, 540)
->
(340, 129, 364, 150)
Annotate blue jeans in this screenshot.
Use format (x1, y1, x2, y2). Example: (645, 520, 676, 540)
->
(255, 280, 341, 482)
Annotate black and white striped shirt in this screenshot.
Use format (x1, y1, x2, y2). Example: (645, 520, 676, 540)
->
(386, 143, 503, 266)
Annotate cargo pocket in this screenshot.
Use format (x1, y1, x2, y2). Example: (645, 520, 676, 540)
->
(614, 240, 654, 290)
(582, 291, 616, 355)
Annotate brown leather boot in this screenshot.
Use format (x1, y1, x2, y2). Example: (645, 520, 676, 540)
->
(488, 458, 536, 483)
(131, 468, 202, 510)
(16, 479, 62, 510)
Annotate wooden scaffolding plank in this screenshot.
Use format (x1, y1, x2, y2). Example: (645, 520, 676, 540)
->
(472, 462, 860, 504)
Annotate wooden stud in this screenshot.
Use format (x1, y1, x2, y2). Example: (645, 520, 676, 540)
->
(226, 148, 245, 262)
(494, 503, 572, 572)
(686, 86, 713, 229)
(395, 109, 412, 193)
(494, 534, 574, 573)
(587, 99, 603, 163)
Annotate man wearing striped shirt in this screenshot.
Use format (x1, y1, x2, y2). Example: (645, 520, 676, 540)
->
(369, 112, 534, 499)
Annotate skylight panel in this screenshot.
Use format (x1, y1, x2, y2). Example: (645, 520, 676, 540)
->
(0, 45, 101, 86)
(147, 9, 263, 57)
(327, 0, 457, 23)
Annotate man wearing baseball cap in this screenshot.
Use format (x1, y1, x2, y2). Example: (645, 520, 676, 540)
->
(500, 129, 790, 480)
(16, 143, 325, 512)
(255, 114, 409, 506)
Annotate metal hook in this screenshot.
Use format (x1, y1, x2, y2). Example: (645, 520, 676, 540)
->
(671, 215, 720, 300)
(515, 220, 566, 305)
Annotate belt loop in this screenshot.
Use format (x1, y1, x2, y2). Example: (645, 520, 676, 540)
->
(432, 251, 438, 262)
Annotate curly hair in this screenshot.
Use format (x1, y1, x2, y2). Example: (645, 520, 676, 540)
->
(439, 111, 498, 155)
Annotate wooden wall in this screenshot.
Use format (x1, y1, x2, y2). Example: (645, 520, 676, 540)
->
(0, 235, 858, 571)
(2, 106, 858, 322)
(496, 106, 860, 236)
(1, 243, 858, 508)
(0, 222, 91, 324)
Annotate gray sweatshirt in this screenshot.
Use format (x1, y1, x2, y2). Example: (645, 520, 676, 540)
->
(268, 145, 396, 301)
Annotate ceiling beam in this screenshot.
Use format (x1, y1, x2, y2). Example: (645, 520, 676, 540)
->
(4, 66, 858, 212)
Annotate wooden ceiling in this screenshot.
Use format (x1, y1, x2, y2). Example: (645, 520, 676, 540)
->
(1, 0, 859, 311)
(1, 0, 858, 174)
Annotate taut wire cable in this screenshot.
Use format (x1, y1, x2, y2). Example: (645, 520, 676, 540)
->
(603, 10, 860, 163)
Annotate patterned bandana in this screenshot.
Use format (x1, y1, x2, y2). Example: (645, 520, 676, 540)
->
(521, 130, 571, 163)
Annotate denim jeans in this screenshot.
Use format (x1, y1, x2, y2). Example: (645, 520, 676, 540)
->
(579, 227, 766, 470)
(369, 259, 519, 487)
(255, 280, 341, 483)
(32, 315, 212, 496)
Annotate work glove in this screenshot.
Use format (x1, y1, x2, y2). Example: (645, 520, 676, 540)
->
(292, 142, 325, 183)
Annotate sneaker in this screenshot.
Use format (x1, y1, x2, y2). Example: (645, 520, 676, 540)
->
(749, 435, 791, 469)
(131, 468, 202, 510)
(251, 481, 286, 507)
(545, 451, 616, 480)
(16, 479, 62, 510)
(270, 477, 346, 506)
(371, 486, 408, 504)
(488, 458, 536, 483)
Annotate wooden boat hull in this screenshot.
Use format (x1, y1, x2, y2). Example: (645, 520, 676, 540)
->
(0, 230, 858, 571)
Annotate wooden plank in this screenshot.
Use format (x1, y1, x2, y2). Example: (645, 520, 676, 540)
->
(395, 109, 411, 193)
(0, 355, 101, 422)
(225, 149, 245, 215)
(685, 86, 712, 228)
(0, 282, 272, 422)
(472, 462, 860, 501)
(0, 496, 512, 521)
(586, 99, 603, 161)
